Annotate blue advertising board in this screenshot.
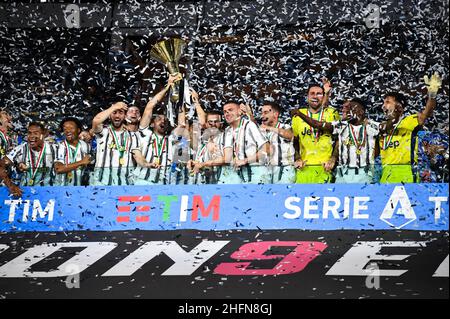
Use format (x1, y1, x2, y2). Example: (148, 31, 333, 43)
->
(0, 183, 448, 232)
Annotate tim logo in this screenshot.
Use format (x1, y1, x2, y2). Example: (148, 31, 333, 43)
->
(116, 196, 151, 223)
(4, 199, 55, 223)
(116, 194, 221, 223)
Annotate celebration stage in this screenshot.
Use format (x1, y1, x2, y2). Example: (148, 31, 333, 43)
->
(0, 183, 448, 298)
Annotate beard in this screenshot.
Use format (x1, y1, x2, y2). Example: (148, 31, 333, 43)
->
(111, 119, 124, 128)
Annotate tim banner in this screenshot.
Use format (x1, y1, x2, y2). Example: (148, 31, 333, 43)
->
(0, 183, 448, 232)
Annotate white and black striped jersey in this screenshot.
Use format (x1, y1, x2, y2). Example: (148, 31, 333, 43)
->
(92, 126, 140, 185)
(195, 131, 225, 163)
(332, 120, 380, 169)
(192, 130, 226, 184)
(169, 130, 195, 185)
(262, 123, 295, 167)
(223, 118, 268, 166)
(54, 139, 91, 186)
(0, 131, 14, 158)
(6, 141, 57, 186)
(133, 128, 174, 184)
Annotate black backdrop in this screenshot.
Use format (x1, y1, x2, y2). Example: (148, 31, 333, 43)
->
(0, 0, 448, 135)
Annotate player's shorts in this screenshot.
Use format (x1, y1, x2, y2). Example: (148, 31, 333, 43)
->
(90, 168, 133, 186)
(295, 165, 332, 184)
(130, 167, 170, 185)
(335, 166, 374, 184)
(218, 165, 271, 184)
(271, 165, 296, 184)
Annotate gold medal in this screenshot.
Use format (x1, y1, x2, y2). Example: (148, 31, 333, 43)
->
(28, 179, 34, 186)
(67, 172, 73, 180)
(344, 138, 350, 146)
(356, 149, 362, 155)
(119, 157, 125, 166)
(153, 157, 160, 165)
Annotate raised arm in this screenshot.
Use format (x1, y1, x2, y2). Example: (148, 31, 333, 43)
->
(261, 125, 294, 141)
(322, 77, 332, 108)
(190, 89, 206, 128)
(291, 110, 333, 133)
(131, 149, 159, 169)
(140, 73, 182, 129)
(54, 155, 91, 174)
(418, 72, 442, 126)
(92, 102, 128, 134)
(240, 103, 256, 123)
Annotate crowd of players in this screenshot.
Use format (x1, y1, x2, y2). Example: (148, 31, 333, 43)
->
(0, 72, 445, 196)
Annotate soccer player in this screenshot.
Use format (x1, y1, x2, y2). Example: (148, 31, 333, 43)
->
(379, 73, 442, 183)
(133, 112, 174, 185)
(260, 101, 296, 183)
(132, 73, 182, 185)
(91, 101, 141, 185)
(189, 110, 226, 184)
(0, 122, 56, 196)
(293, 98, 394, 183)
(54, 117, 92, 186)
(185, 88, 225, 184)
(218, 101, 270, 184)
(292, 81, 340, 183)
(124, 106, 141, 132)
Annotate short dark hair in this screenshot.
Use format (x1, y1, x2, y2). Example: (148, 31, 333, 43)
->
(59, 117, 83, 132)
(385, 92, 407, 108)
(307, 84, 324, 94)
(28, 121, 46, 132)
(223, 100, 240, 108)
(128, 105, 141, 111)
(206, 110, 223, 117)
(152, 108, 167, 117)
(151, 110, 168, 124)
(263, 101, 282, 114)
(349, 98, 366, 110)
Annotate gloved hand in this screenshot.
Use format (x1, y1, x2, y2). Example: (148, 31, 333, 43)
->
(424, 72, 442, 98)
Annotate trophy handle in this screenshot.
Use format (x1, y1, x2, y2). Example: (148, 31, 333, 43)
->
(170, 83, 181, 103)
(167, 62, 181, 102)
(166, 61, 180, 76)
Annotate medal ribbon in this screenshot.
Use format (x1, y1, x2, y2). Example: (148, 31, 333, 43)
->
(27, 144, 46, 182)
(0, 130, 8, 148)
(152, 134, 167, 159)
(196, 143, 208, 161)
(308, 109, 324, 142)
(382, 117, 403, 150)
(64, 140, 80, 164)
(267, 120, 281, 141)
(349, 124, 366, 151)
(232, 118, 245, 159)
(0, 130, 8, 156)
(109, 126, 128, 159)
